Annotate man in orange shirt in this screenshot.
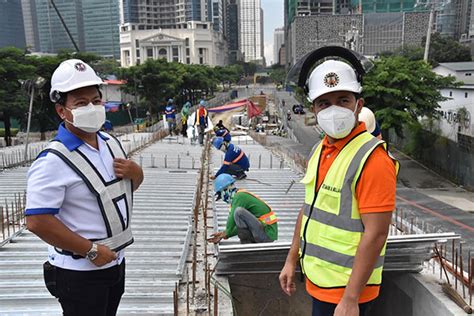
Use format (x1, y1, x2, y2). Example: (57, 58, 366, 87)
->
(279, 47, 397, 316)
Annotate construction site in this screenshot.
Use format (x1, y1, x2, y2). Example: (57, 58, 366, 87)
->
(0, 86, 473, 315)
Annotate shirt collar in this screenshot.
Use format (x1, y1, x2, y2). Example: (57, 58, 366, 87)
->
(322, 122, 368, 151)
(54, 123, 109, 151)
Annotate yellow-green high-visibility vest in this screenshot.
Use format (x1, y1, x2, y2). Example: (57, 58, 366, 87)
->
(299, 132, 398, 288)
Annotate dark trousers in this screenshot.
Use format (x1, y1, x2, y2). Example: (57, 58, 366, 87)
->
(312, 298, 372, 316)
(198, 125, 206, 144)
(224, 164, 246, 177)
(55, 260, 125, 316)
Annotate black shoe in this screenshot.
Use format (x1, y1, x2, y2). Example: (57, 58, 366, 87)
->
(235, 173, 247, 180)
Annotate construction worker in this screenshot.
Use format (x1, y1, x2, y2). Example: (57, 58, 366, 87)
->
(194, 99, 209, 145)
(359, 107, 382, 139)
(211, 137, 249, 180)
(181, 101, 191, 137)
(25, 59, 144, 315)
(279, 47, 398, 316)
(214, 124, 231, 143)
(165, 98, 177, 135)
(208, 174, 278, 244)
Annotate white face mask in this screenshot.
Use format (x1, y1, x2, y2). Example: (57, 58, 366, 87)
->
(66, 103, 105, 133)
(317, 104, 357, 139)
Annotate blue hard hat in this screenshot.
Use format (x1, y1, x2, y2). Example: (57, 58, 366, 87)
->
(212, 137, 224, 150)
(199, 100, 206, 107)
(214, 174, 235, 193)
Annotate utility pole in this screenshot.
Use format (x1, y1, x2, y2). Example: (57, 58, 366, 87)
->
(424, 6, 435, 62)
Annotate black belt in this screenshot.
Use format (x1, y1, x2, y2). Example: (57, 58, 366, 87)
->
(54, 239, 102, 260)
(54, 248, 84, 260)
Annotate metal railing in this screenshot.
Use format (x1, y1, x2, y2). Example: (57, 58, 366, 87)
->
(0, 192, 27, 247)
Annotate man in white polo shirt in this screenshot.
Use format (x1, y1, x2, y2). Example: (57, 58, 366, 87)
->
(25, 59, 144, 315)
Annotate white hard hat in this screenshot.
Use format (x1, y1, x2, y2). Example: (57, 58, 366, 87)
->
(359, 107, 376, 133)
(307, 60, 362, 102)
(50, 59, 103, 102)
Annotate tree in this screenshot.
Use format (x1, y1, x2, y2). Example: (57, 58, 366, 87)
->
(268, 66, 286, 85)
(425, 33, 472, 65)
(0, 47, 36, 146)
(363, 56, 459, 137)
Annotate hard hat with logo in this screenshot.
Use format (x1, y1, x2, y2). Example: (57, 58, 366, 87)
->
(50, 59, 103, 103)
(214, 174, 235, 193)
(286, 46, 373, 103)
(307, 60, 362, 102)
(359, 107, 376, 134)
(212, 137, 224, 150)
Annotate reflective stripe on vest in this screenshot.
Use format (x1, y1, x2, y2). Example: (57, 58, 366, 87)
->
(299, 132, 397, 288)
(236, 189, 278, 225)
(259, 211, 278, 225)
(194, 108, 208, 125)
(42, 137, 133, 252)
(232, 150, 244, 163)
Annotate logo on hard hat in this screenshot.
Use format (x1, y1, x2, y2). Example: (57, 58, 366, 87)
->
(74, 62, 86, 72)
(323, 72, 339, 88)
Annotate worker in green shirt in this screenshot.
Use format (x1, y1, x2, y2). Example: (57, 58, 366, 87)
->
(208, 174, 278, 244)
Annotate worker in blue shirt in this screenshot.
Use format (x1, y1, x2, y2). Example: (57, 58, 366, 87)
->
(164, 98, 177, 135)
(214, 125, 231, 143)
(211, 137, 249, 180)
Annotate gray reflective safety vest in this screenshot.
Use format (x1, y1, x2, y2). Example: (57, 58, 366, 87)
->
(42, 135, 133, 252)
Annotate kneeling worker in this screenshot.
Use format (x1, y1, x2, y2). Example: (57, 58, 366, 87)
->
(208, 174, 278, 244)
(211, 137, 249, 180)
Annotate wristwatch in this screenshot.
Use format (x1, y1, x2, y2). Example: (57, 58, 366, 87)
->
(85, 243, 98, 261)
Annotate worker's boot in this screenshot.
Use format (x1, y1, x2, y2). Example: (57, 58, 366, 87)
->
(237, 229, 255, 244)
(235, 173, 247, 180)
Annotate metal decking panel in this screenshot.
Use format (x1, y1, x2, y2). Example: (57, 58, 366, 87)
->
(0, 135, 202, 315)
(212, 136, 460, 275)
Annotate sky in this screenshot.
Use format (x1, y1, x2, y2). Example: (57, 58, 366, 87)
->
(261, 0, 284, 65)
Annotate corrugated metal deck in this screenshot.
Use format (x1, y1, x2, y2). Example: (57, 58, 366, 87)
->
(212, 136, 460, 275)
(0, 134, 202, 315)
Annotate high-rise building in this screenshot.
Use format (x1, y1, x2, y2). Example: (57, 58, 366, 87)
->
(36, 0, 86, 53)
(120, 0, 212, 30)
(273, 27, 284, 65)
(209, 0, 224, 33)
(239, 0, 264, 63)
(21, 0, 40, 51)
(82, 0, 120, 58)
(34, 0, 120, 58)
(0, 0, 26, 49)
(225, 0, 241, 63)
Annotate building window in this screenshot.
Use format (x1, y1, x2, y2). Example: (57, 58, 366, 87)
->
(136, 49, 140, 57)
(199, 57, 204, 64)
(135, 39, 140, 47)
(159, 48, 167, 59)
(199, 48, 203, 55)
(186, 58, 190, 64)
(185, 38, 189, 46)
(147, 48, 153, 57)
(465, 73, 472, 76)
(186, 48, 190, 56)
(465, 92, 468, 98)
(449, 91, 452, 97)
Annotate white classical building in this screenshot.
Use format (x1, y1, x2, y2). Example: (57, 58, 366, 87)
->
(119, 21, 226, 67)
(432, 62, 474, 141)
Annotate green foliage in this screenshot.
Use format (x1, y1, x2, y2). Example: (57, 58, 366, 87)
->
(268, 67, 286, 85)
(0, 128, 19, 137)
(363, 55, 460, 137)
(424, 33, 472, 65)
